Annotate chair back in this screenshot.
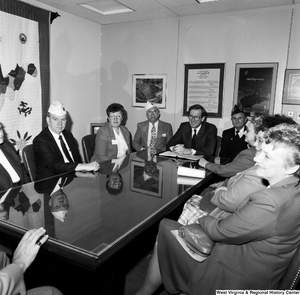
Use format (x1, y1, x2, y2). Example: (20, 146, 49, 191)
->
(22, 144, 36, 181)
(82, 134, 96, 163)
(214, 135, 222, 157)
(278, 245, 300, 289)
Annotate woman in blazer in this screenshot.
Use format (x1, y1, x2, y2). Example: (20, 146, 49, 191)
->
(135, 123, 300, 295)
(91, 103, 131, 162)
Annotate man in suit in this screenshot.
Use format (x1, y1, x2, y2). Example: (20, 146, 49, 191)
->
(166, 104, 217, 156)
(33, 101, 100, 180)
(0, 122, 30, 191)
(133, 102, 173, 154)
(219, 105, 248, 161)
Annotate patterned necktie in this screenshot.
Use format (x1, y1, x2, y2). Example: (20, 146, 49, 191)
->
(59, 135, 74, 163)
(149, 124, 156, 155)
(192, 129, 197, 150)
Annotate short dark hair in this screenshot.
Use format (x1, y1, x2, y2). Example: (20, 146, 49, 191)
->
(188, 104, 207, 117)
(106, 103, 125, 117)
(255, 114, 296, 134)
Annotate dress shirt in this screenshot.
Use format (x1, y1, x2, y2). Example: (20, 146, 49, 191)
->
(236, 126, 245, 138)
(191, 125, 202, 154)
(113, 129, 128, 158)
(48, 128, 74, 163)
(0, 150, 20, 183)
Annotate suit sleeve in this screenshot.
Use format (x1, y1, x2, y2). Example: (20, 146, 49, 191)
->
(92, 127, 112, 162)
(33, 134, 78, 174)
(165, 123, 173, 143)
(132, 123, 144, 152)
(199, 190, 277, 244)
(166, 124, 184, 150)
(195, 124, 217, 156)
(205, 149, 255, 178)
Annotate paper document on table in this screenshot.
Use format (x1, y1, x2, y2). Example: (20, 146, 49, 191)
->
(177, 176, 202, 186)
(159, 151, 203, 161)
(171, 230, 207, 262)
(177, 166, 206, 179)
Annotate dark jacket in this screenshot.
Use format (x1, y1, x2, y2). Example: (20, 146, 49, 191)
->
(166, 121, 217, 156)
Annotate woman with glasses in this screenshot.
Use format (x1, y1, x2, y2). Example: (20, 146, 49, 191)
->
(91, 103, 131, 162)
(136, 123, 300, 295)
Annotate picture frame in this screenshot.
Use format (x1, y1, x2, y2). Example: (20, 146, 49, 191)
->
(90, 123, 105, 134)
(132, 74, 167, 108)
(282, 69, 300, 104)
(233, 63, 278, 116)
(130, 160, 163, 198)
(183, 63, 225, 118)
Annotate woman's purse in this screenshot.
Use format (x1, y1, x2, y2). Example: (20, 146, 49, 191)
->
(178, 224, 215, 257)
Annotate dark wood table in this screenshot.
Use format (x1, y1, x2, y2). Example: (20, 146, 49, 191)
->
(0, 152, 225, 294)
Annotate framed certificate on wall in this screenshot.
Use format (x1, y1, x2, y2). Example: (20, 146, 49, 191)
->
(183, 63, 225, 118)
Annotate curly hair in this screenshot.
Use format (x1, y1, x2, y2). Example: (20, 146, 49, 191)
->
(254, 114, 296, 134)
(264, 123, 300, 175)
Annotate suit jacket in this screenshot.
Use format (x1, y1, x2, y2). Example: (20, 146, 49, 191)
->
(0, 141, 29, 191)
(210, 165, 267, 213)
(132, 120, 173, 152)
(159, 175, 300, 294)
(166, 122, 217, 156)
(205, 146, 256, 178)
(219, 127, 248, 161)
(33, 127, 81, 180)
(91, 123, 131, 162)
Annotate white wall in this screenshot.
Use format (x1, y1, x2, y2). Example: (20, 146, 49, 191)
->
(22, 0, 102, 156)
(101, 5, 300, 136)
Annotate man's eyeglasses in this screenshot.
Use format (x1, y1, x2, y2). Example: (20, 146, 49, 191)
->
(188, 115, 201, 121)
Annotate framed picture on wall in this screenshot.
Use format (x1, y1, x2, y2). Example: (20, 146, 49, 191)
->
(132, 74, 167, 108)
(183, 63, 225, 118)
(130, 160, 163, 198)
(90, 123, 105, 134)
(282, 69, 300, 104)
(233, 63, 278, 116)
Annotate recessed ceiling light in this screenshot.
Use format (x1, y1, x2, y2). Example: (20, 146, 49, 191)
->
(79, 1, 134, 16)
(196, 0, 219, 3)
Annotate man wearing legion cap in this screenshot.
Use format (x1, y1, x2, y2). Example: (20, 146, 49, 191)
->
(132, 101, 173, 154)
(33, 100, 99, 179)
(219, 105, 248, 162)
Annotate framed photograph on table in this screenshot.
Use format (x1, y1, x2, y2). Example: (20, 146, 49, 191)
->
(233, 63, 278, 115)
(183, 63, 225, 118)
(132, 74, 167, 108)
(282, 69, 300, 104)
(130, 160, 163, 198)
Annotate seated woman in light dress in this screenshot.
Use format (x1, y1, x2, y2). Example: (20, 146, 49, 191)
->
(91, 103, 131, 162)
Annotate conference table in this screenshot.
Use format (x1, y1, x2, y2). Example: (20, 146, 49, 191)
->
(0, 151, 226, 294)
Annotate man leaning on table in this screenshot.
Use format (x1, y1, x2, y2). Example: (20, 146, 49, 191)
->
(166, 104, 217, 156)
(33, 101, 100, 180)
(132, 102, 173, 154)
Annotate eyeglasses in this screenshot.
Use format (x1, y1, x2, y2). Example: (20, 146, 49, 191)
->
(188, 115, 201, 121)
(108, 180, 122, 188)
(109, 115, 122, 120)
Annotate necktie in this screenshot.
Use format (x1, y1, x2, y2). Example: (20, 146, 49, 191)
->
(59, 135, 74, 163)
(235, 130, 239, 137)
(192, 129, 197, 150)
(149, 124, 156, 155)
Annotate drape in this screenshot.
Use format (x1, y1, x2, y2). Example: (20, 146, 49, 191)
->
(0, 0, 50, 153)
